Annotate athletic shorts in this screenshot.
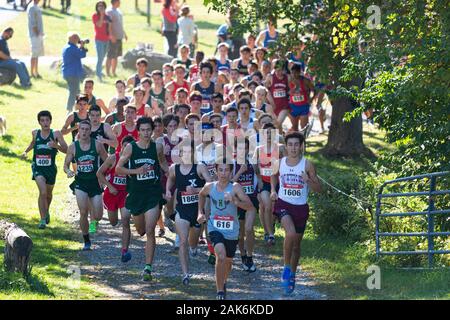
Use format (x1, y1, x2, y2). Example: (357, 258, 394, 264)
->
(32, 166, 56, 185)
(274, 104, 289, 117)
(125, 186, 163, 216)
(103, 188, 127, 211)
(273, 200, 309, 234)
(69, 178, 103, 198)
(260, 181, 271, 193)
(289, 103, 310, 117)
(30, 36, 44, 58)
(209, 231, 238, 258)
(107, 40, 123, 59)
(175, 208, 201, 228)
(238, 196, 259, 220)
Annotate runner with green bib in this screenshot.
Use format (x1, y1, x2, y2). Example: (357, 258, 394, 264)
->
(22, 111, 68, 229)
(116, 117, 169, 281)
(64, 121, 108, 251)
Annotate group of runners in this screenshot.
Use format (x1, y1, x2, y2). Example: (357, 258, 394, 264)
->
(22, 30, 325, 299)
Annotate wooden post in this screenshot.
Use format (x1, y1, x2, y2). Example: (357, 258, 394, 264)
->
(147, 0, 151, 26)
(135, 0, 139, 11)
(1, 221, 33, 275)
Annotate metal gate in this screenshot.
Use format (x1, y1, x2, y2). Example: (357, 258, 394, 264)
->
(375, 171, 450, 267)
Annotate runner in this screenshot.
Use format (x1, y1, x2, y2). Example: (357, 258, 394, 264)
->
(148, 70, 171, 114)
(22, 110, 68, 229)
(232, 46, 252, 77)
(127, 58, 151, 88)
(171, 44, 193, 79)
(96, 135, 135, 262)
(111, 104, 139, 153)
(188, 50, 205, 83)
(256, 19, 279, 48)
(197, 162, 255, 300)
(166, 64, 190, 100)
(173, 103, 191, 129)
(265, 59, 290, 129)
(131, 86, 157, 119)
(201, 92, 226, 124)
(108, 80, 130, 113)
(254, 122, 285, 246)
(288, 64, 315, 132)
(254, 85, 276, 120)
(231, 138, 259, 272)
(83, 78, 110, 115)
(166, 141, 211, 285)
(88, 105, 117, 152)
(191, 62, 217, 115)
(105, 97, 127, 128)
(64, 120, 108, 250)
(162, 63, 174, 85)
(270, 132, 321, 295)
(237, 98, 260, 132)
(216, 43, 231, 74)
(61, 94, 89, 142)
(115, 117, 169, 281)
(188, 91, 203, 116)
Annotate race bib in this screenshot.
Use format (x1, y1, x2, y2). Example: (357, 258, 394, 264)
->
(201, 100, 211, 110)
(36, 155, 51, 167)
(273, 89, 286, 98)
(261, 168, 273, 177)
(113, 176, 127, 185)
(242, 185, 255, 195)
(292, 93, 305, 103)
(78, 161, 94, 173)
(137, 169, 155, 181)
(213, 215, 234, 231)
(283, 184, 303, 197)
(181, 192, 199, 205)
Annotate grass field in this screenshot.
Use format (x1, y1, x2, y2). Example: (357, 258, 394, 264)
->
(1, 1, 449, 300)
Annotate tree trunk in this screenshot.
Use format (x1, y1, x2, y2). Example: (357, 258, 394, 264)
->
(1, 221, 33, 275)
(323, 96, 368, 157)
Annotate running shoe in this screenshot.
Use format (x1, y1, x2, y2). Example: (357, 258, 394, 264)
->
(164, 217, 176, 233)
(267, 235, 275, 246)
(142, 266, 152, 281)
(285, 276, 296, 295)
(158, 228, 165, 237)
(82, 242, 92, 251)
(45, 212, 50, 224)
(241, 255, 249, 271)
(281, 266, 291, 289)
(38, 219, 46, 229)
(216, 291, 225, 300)
(189, 247, 198, 258)
(182, 274, 190, 286)
(245, 256, 257, 273)
(121, 251, 132, 263)
(89, 221, 98, 234)
(207, 254, 216, 265)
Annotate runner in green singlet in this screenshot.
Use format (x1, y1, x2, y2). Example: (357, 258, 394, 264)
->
(64, 120, 108, 250)
(22, 111, 68, 229)
(116, 117, 169, 281)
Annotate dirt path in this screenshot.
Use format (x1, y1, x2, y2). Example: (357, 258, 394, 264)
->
(61, 194, 326, 300)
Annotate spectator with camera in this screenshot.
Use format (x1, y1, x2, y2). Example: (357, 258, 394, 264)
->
(62, 32, 88, 112)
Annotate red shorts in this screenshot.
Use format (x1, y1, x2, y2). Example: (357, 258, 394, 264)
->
(103, 189, 127, 211)
(274, 104, 289, 116)
(273, 199, 309, 234)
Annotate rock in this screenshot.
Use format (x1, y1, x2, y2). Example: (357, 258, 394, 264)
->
(0, 68, 17, 85)
(121, 49, 173, 71)
(49, 59, 94, 78)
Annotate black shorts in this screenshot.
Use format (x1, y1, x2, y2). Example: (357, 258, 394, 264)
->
(175, 207, 201, 228)
(274, 201, 309, 234)
(238, 196, 259, 220)
(209, 231, 238, 258)
(108, 39, 122, 59)
(259, 181, 278, 194)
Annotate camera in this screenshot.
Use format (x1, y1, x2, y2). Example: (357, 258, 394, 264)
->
(79, 39, 90, 45)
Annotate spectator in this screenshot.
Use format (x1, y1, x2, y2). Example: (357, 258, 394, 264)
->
(177, 5, 196, 58)
(106, 0, 127, 77)
(161, 0, 179, 58)
(27, 0, 44, 79)
(92, 1, 111, 82)
(61, 32, 87, 112)
(0, 27, 32, 88)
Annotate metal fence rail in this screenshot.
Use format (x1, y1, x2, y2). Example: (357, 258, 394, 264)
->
(375, 171, 450, 267)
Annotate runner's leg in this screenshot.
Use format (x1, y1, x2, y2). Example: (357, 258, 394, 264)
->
(280, 214, 297, 267)
(214, 243, 227, 292)
(144, 206, 160, 265)
(245, 208, 256, 257)
(75, 189, 90, 235)
(108, 210, 119, 226)
(290, 232, 304, 274)
(34, 176, 48, 220)
(188, 225, 201, 251)
(46, 184, 54, 213)
(120, 207, 132, 251)
(89, 195, 104, 222)
(175, 214, 191, 275)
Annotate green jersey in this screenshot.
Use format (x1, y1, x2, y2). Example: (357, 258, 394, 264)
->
(31, 129, 58, 185)
(74, 139, 99, 181)
(127, 141, 161, 192)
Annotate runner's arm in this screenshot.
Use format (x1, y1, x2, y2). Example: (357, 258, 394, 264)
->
(63, 143, 75, 175)
(96, 98, 110, 115)
(198, 163, 213, 183)
(99, 123, 117, 148)
(165, 164, 176, 197)
(115, 143, 142, 176)
(304, 160, 321, 193)
(61, 114, 75, 136)
(255, 31, 265, 48)
(157, 142, 169, 175)
(197, 183, 212, 221)
(21, 130, 37, 158)
(96, 141, 109, 162)
(96, 155, 115, 191)
(232, 183, 255, 211)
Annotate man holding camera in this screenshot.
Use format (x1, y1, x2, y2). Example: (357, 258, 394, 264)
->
(62, 32, 88, 112)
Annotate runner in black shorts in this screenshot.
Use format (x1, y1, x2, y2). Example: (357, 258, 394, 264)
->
(165, 141, 211, 285)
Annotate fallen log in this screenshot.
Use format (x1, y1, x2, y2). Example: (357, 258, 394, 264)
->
(0, 220, 33, 275)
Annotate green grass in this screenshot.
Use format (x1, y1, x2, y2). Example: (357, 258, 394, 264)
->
(1, 0, 225, 58)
